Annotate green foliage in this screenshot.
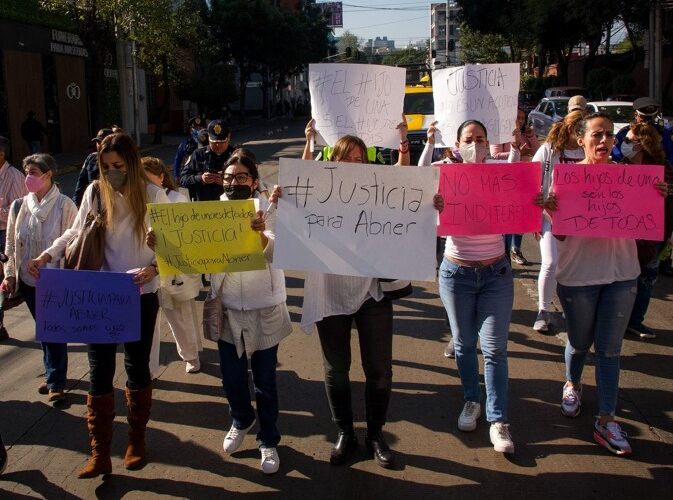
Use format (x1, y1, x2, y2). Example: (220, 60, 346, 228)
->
(176, 63, 238, 116)
(382, 49, 427, 66)
(520, 75, 559, 92)
(0, 0, 72, 30)
(459, 24, 508, 64)
(338, 30, 362, 53)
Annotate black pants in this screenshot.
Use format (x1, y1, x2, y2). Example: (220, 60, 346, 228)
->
(87, 293, 159, 396)
(316, 297, 393, 434)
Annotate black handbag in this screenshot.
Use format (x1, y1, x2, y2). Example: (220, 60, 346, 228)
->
(379, 279, 413, 300)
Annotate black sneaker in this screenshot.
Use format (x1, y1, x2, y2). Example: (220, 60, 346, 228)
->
(0, 327, 8, 341)
(510, 250, 528, 265)
(627, 324, 656, 339)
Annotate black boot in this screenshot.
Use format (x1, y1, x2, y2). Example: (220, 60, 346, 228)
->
(330, 430, 357, 465)
(365, 431, 394, 469)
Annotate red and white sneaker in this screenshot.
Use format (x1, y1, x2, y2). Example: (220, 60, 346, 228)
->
(593, 420, 632, 456)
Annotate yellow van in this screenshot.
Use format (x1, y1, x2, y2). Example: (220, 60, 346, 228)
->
(404, 83, 434, 163)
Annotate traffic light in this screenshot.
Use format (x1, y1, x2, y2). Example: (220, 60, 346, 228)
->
(448, 39, 455, 52)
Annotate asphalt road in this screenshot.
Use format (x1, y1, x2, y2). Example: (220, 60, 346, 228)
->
(1, 117, 672, 499)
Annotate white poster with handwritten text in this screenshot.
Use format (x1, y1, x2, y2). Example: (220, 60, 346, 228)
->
(432, 63, 520, 147)
(274, 158, 439, 281)
(309, 63, 406, 149)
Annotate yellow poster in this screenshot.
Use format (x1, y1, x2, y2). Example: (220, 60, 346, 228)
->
(147, 200, 266, 275)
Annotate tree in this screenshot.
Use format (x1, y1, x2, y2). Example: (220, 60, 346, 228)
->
(40, 0, 203, 141)
(458, 24, 509, 64)
(338, 30, 362, 55)
(382, 49, 428, 66)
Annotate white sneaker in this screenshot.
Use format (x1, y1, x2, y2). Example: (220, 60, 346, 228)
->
(490, 422, 515, 454)
(457, 401, 481, 431)
(533, 310, 550, 332)
(222, 419, 256, 453)
(260, 447, 280, 474)
(561, 382, 582, 417)
(185, 360, 201, 373)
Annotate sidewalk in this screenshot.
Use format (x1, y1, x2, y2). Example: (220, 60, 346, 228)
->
(0, 232, 671, 498)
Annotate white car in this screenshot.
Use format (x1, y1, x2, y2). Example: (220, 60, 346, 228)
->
(586, 101, 633, 134)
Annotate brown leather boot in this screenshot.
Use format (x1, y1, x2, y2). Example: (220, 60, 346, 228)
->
(78, 393, 115, 479)
(124, 385, 152, 470)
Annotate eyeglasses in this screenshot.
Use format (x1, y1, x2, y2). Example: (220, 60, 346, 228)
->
(223, 172, 250, 183)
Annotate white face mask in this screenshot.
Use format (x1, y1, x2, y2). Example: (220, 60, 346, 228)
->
(620, 141, 640, 161)
(459, 142, 488, 163)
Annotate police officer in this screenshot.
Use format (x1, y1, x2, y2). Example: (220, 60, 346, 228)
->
(173, 116, 206, 180)
(179, 119, 234, 201)
(612, 97, 673, 164)
(73, 126, 123, 207)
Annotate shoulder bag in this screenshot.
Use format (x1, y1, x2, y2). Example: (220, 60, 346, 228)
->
(64, 181, 106, 271)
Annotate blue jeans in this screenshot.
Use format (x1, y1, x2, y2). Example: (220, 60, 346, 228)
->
(218, 341, 280, 448)
(438, 256, 513, 422)
(629, 256, 659, 327)
(21, 279, 68, 390)
(557, 279, 637, 416)
(504, 234, 523, 252)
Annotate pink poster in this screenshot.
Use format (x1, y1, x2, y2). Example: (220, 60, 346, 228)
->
(551, 163, 665, 240)
(437, 162, 542, 236)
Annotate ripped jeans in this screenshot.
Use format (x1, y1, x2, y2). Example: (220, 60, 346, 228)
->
(557, 279, 637, 416)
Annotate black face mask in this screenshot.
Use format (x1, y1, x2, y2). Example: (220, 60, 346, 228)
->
(224, 184, 252, 200)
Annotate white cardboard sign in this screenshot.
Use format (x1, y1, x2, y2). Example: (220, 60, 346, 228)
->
(308, 63, 406, 149)
(274, 158, 439, 281)
(432, 63, 520, 147)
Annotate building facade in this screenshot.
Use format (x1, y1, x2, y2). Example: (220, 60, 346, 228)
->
(430, 2, 461, 68)
(0, 19, 92, 161)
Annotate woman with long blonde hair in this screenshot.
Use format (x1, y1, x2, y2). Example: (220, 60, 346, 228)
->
(29, 133, 170, 478)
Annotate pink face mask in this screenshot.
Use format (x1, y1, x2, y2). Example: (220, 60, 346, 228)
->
(25, 174, 45, 193)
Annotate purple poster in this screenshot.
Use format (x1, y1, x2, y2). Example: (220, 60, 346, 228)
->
(36, 269, 141, 344)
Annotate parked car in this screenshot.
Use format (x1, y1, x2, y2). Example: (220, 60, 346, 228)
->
(527, 97, 569, 138)
(518, 91, 542, 115)
(543, 86, 590, 99)
(586, 101, 633, 134)
(607, 94, 637, 102)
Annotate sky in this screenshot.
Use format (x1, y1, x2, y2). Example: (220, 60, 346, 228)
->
(322, 0, 434, 47)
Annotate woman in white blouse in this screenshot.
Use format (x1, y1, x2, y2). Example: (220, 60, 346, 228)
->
(3, 154, 77, 403)
(142, 156, 202, 374)
(29, 133, 169, 478)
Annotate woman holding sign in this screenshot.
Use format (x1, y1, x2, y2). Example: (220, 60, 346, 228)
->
(142, 157, 202, 374)
(550, 112, 667, 456)
(29, 133, 170, 477)
(211, 155, 291, 475)
(3, 154, 77, 403)
(277, 118, 417, 469)
(430, 120, 516, 454)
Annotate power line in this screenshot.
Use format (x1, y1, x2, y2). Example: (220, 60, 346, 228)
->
(338, 15, 428, 31)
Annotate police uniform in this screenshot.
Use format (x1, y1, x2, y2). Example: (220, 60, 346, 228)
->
(613, 97, 673, 164)
(179, 120, 234, 201)
(173, 116, 206, 179)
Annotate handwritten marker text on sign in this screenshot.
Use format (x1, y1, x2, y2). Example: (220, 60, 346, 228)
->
(149, 200, 266, 275)
(309, 63, 405, 149)
(551, 163, 664, 239)
(36, 269, 140, 344)
(437, 162, 542, 236)
(274, 158, 438, 281)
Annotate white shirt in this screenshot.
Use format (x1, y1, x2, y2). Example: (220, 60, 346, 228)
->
(46, 182, 169, 293)
(556, 236, 640, 286)
(300, 273, 383, 333)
